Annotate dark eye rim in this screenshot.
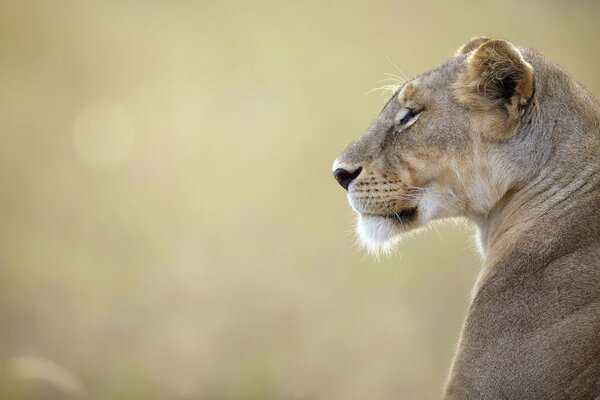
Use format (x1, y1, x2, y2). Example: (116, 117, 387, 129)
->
(398, 108, 421, 125)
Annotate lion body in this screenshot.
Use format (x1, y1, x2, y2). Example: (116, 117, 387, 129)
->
(333, 38, 600, 398)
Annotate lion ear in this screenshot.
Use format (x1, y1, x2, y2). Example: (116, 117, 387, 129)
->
(454, 36, 490, 56)
(454, 39, 534, 140)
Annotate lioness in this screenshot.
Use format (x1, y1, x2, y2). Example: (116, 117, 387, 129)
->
(332, 37, 600, 399)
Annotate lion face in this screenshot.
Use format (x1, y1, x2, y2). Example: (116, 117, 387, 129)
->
(333, 38, 535, 252)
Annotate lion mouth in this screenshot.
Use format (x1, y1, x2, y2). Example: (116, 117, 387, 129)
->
(382, 207, 418, 223)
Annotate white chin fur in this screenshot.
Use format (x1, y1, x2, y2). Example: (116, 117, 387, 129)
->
(356, 214, 401, 254)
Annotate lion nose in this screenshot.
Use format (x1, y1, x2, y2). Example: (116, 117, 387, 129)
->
(333, 167, 362, 190)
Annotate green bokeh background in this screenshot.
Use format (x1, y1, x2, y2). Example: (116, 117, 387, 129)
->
(1, 1, 599, 399)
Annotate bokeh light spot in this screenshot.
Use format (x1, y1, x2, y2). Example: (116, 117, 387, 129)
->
(73, 102, 135, 168)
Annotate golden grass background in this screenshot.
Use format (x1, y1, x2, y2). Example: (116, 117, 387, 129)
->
(1, 1, 599, 399)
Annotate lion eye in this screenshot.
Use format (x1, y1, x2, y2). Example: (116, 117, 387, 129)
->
(398, 108, 417, 125)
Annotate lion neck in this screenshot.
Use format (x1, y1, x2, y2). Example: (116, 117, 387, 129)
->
(469, 163, 600, 298)
(467, 75, 600, 296)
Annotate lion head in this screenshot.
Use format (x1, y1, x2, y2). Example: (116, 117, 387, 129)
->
(333, 38, 537, 253)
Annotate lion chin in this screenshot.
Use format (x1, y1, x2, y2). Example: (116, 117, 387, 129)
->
(356, 212, 416, 254)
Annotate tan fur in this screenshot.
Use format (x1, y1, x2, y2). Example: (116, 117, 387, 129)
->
(454, 36, 490, 56)
(333, 38, 600, 398)
(454, 39, 535, 140)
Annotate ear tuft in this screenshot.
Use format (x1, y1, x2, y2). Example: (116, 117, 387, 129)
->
(454, 36, 490, 56)
(454, 39, 534, 140)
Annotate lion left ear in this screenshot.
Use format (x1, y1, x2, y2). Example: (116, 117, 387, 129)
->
(454, 36, 490, 56)
(454, 39, 534, 140)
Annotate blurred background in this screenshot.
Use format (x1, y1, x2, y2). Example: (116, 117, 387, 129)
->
(1, 1, 599, 399)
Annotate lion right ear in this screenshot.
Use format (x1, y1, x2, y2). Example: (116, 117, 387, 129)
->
(454, 36, 490, 56)
(454, 39, 534, 140)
